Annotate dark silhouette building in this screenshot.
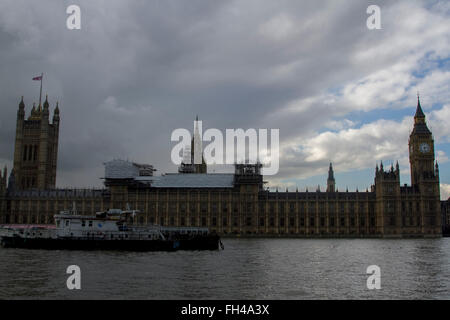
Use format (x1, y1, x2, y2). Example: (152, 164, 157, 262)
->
(0, 96, 442, 237)
(12, 96, 59, 190)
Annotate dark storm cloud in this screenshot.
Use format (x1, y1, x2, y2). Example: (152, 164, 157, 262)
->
(0, 0, 448, 187)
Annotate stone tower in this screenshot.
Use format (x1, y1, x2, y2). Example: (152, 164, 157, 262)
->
(408, 95, 441, 233)
(374, 161, 401, 235)
(13, 96, 60, 190)
(326, 163, 335, 192)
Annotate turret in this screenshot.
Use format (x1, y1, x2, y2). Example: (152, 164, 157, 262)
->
(29, 103, 38, 119)
(18, 96, 25, 119)
(53, 101, 60, 124)
(375, 160, 400, 183)
(42, 95, 49, 119)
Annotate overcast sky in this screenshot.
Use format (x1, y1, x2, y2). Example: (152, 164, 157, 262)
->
(0, 0, 449, 198)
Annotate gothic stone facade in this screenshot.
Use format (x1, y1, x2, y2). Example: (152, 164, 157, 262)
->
(0, 97, 442, 237)
(13, 96, 60, 190)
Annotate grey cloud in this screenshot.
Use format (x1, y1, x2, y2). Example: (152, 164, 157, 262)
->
(0, 0, 448, 188)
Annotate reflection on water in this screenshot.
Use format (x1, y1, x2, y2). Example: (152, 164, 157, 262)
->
(0, 238, 449, 299)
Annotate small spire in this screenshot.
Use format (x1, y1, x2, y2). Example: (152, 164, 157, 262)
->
(53, 102, 60, 124)
(43, 94, 49, 110)
(19, 96, 25, 109)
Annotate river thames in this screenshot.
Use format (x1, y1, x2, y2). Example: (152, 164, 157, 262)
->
(0, 238, 449, 299)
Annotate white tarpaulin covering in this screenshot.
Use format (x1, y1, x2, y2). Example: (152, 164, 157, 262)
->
(104, 160, 140, 179)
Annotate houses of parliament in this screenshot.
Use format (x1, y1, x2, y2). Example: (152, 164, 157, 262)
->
(0, 95, 444, 237)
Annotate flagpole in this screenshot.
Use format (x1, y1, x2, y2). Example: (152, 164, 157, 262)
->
(39, 72, 43, 106)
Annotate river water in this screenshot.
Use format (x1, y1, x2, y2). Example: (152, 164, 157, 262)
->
(0, 238, 449, 299)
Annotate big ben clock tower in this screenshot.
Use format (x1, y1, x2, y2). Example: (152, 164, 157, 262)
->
(408, 95, 441, 235)
(408, 96, 437, 186)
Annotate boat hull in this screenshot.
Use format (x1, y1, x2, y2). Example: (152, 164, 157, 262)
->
(176, 235, 221, 250)
(1, 235, 221, 251)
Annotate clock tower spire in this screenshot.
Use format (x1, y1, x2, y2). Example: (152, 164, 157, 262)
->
(409, 94, 435, 186)
(408, 95, 441, 235)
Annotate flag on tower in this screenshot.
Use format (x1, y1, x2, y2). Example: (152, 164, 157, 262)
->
(32, 73, 44, 106)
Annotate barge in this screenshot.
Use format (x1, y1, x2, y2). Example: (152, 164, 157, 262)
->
(0, 207, 222, 251)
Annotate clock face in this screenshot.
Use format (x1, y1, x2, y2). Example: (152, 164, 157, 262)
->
(419, 143, 430, 153)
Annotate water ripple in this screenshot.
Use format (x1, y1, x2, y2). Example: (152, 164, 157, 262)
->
(0, 238, 449, 299)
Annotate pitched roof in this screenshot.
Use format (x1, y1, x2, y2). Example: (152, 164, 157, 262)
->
(415, 96, 425, 118)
